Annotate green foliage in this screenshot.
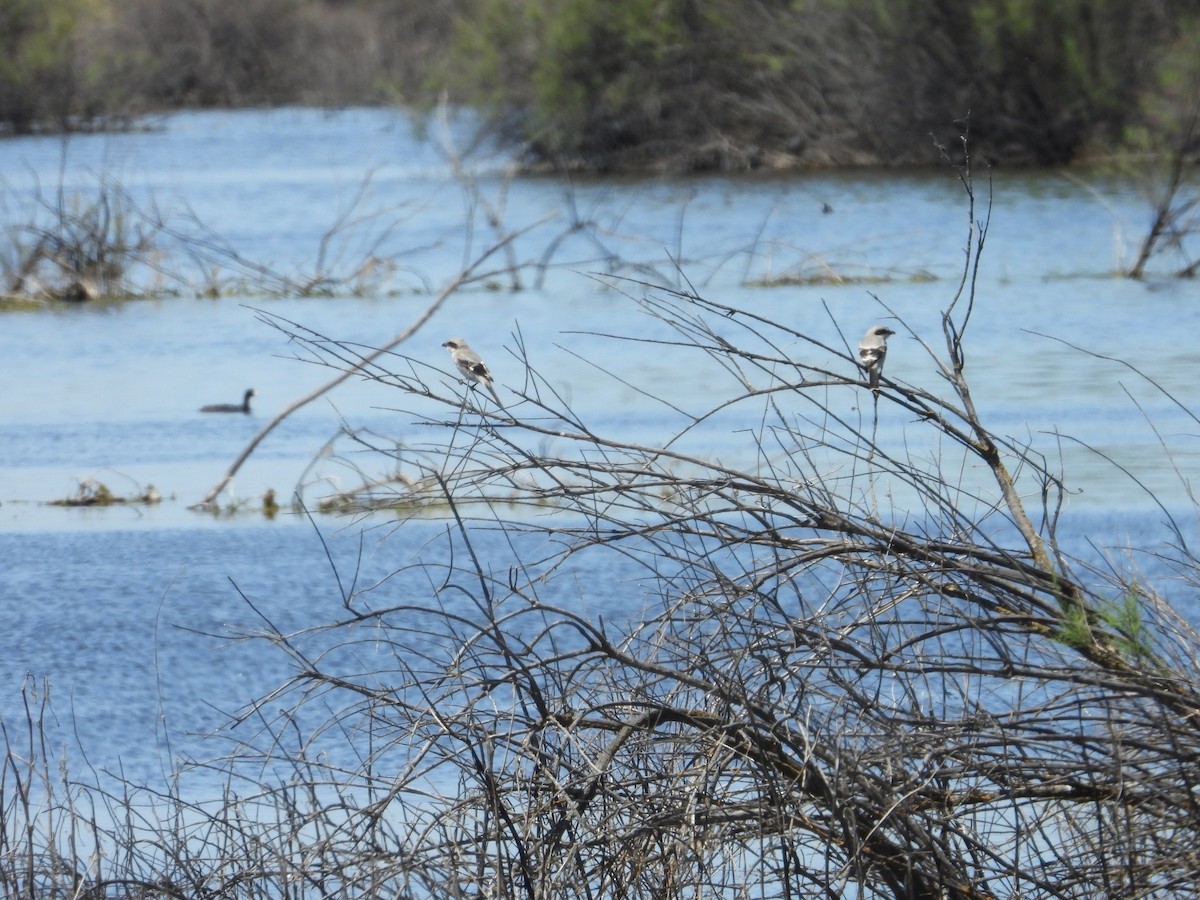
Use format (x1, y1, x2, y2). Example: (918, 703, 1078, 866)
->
(448, 0, 698, 163)
(0, 0, 468, 130)
(970, 0, 1160, 158)
(1128, 16, 1200, 151)
(444, 0, 1190, 169)
(867, 0, 1178, 163)
(445, 0, 872, 169)
(1056, 598, 1094, 650)
(1099, 585, 1157, 662)
(0, 0, 1194, 169)
(531, 0, 681, 136)
(0, 0, 107, 131)
(1057, 583, 1159, 664)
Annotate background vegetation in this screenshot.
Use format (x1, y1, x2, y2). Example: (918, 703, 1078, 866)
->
(0, 0, 466, 131)
(2, 0, 1198, 171)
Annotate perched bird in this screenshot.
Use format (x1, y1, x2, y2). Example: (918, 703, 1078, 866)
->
(858, 325, 895, 391)
(442, 338, 502, 405)
(200, 388, 256, 414)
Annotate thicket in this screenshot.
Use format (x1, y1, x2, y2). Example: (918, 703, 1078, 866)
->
(3, 0, 1198, 171)
(0, 0, 465, 130)
(445, 0, 1200, 170)
(5, 138, 1200, 898)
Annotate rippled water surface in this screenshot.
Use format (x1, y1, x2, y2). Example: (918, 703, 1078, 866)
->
(1, 108, 1197, 789)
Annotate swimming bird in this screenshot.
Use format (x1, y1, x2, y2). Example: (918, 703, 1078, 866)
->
(858, 325, 895, 391)
(442, 338, 501, 405)
(200, 388, 256, 414)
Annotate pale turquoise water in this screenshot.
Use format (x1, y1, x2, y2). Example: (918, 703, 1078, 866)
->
(0, 108, 1197, 790)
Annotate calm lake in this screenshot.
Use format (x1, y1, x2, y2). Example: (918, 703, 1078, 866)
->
(1, 108, 1197, 792)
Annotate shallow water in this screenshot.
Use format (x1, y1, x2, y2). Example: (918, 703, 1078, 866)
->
(1, 108, 1198, 791)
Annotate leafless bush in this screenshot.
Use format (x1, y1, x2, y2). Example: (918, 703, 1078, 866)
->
(0, 166, 439, 303)
(0, 174, 167, 301)
(6, 142, 1200, 899)
(1125, 102, 1200, 279)
(201, 144, 1200, 898)
(1, 677, 424, 898)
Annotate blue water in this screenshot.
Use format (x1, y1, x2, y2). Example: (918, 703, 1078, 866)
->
(1, 107, 1198, 793)
(2, 516, 658, 786)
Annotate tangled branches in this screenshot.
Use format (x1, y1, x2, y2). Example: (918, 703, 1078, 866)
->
(209, 156, 1200, 899)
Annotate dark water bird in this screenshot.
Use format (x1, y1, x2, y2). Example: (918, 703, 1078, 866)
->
(200, 388, 256, 414)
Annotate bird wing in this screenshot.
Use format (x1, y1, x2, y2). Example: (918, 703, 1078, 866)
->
(859, 346, 885, 369)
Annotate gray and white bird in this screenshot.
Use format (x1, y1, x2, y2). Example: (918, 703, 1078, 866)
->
(443, 337, 502, 405)
(858, 325, 895, 391)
